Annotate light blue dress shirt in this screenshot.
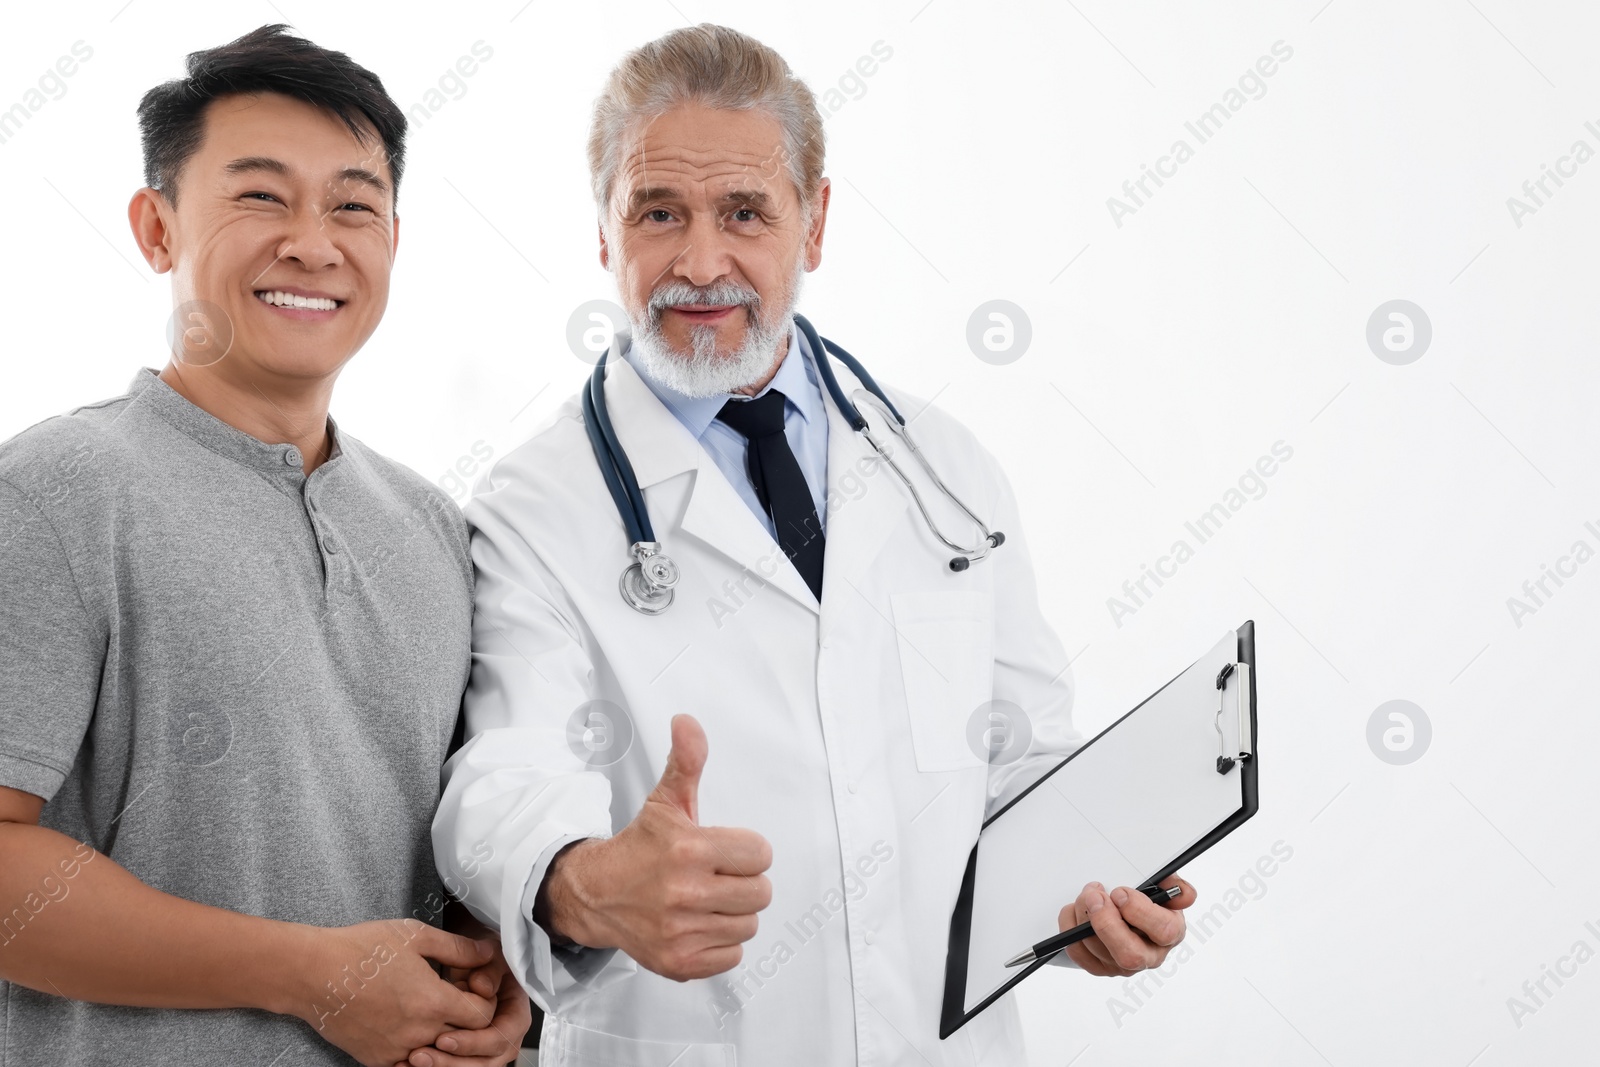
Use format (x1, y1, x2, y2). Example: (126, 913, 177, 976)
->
(624, 319, 831, 539)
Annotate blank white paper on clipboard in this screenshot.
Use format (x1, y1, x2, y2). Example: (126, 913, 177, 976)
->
(940, 622, 1259, 1039)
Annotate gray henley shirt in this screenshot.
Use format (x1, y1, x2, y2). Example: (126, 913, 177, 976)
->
(0, 369, 473, 1066)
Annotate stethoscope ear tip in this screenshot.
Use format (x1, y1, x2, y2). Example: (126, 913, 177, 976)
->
(948, 531, 1007, 572)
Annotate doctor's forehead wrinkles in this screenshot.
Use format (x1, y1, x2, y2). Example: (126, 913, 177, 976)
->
(626, 142, 783, 167)
(617, 144, 787, 182)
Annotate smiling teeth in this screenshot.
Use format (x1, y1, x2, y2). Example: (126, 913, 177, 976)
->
(256, 290, 338, 310)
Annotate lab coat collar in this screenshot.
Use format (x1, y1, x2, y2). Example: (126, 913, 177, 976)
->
(598, 351, 702, 492)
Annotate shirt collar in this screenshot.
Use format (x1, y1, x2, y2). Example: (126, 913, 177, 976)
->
(622, 318, 826, 441)
(127, 367, 342, 476)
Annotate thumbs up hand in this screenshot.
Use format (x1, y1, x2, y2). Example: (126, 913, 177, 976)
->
(534, 715, 774, 982)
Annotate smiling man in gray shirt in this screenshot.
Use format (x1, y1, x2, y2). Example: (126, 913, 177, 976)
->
(0, 25, 527, 1067)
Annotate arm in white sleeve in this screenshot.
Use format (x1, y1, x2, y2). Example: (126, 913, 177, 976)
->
(432, 485, 637, 1014)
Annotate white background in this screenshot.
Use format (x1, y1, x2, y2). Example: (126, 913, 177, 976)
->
(3, 1, 1597, 1064)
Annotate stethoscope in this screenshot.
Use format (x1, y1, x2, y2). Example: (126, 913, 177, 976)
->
(583, 312, 1005, 615)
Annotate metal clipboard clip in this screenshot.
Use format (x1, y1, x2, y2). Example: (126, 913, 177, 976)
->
(1214, 661, 1253, 775)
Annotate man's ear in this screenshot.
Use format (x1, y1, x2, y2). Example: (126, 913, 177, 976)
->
(127, 187, 175, 274)
(598, 220, 611, 271)
(805, 178, 831, 272)
(392, 212, 401, 260)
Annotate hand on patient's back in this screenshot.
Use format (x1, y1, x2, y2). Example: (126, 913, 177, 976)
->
(544, 713, 773, 981)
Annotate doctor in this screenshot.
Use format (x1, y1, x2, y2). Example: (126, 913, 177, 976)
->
(435, 23, 1195, 1066)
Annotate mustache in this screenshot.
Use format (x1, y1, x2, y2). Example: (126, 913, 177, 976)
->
(646, 280, 761, 325)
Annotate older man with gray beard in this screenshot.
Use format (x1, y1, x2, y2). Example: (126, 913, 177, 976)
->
(435, 23, 1195, 1066)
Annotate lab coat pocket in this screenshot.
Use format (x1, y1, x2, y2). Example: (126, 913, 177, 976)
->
(890, 590, 994, 773)
(554, 1020, 737, 1066)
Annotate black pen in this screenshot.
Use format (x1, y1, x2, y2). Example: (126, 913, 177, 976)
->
(1003, 884, 1184, 968)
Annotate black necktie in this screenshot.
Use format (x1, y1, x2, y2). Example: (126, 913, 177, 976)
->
(716, 390, 825, 600)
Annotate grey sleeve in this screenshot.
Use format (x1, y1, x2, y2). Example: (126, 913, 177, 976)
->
(0, 477, 105, 800)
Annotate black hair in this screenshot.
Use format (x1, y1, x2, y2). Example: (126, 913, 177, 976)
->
(136, 24, 407, 205)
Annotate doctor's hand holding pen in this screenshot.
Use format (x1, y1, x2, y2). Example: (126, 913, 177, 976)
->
(1049, 876, 1197, 976)
(533, 714, 775, 981)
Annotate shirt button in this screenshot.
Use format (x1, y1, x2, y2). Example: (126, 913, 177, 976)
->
(322, 536, 338, 553)
(864, 930, 875, 946)
(283, 447, 301, 467)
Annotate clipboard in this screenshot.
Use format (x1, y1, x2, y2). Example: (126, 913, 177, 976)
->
(939, 621, 1259, 1039)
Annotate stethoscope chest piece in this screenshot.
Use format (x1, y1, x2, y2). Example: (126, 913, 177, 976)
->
(619, 541, 679, 615)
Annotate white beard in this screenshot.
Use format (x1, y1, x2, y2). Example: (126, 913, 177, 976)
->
(628, 262, 806, 398)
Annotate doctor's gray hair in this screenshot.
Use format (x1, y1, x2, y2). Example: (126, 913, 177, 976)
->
(587, 24, 825, 225)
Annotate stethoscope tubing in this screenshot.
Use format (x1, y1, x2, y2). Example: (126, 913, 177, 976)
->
(584, 355, 655, 545)
(796, 313, 907, 431)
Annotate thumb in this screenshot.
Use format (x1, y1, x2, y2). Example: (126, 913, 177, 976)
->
(648, 714, 706, 824)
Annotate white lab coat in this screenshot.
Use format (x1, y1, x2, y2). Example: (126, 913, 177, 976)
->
(434, 349, 1084, 1066)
